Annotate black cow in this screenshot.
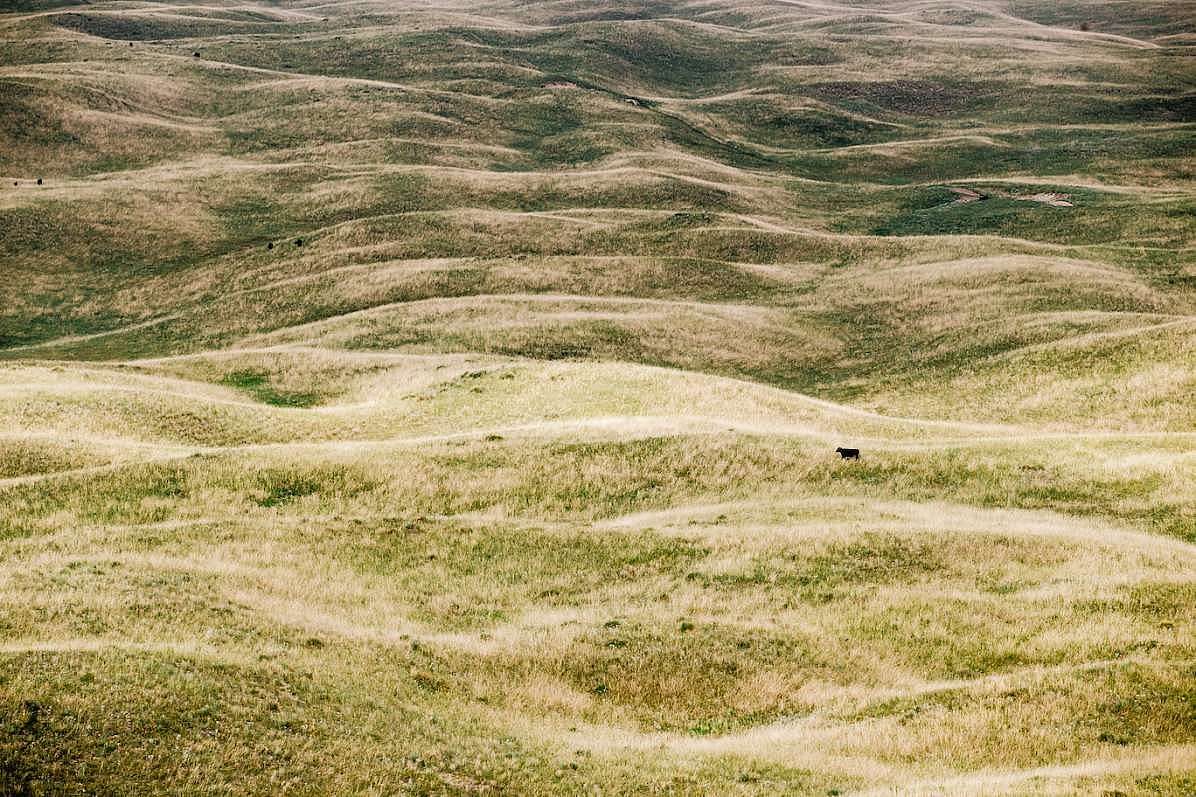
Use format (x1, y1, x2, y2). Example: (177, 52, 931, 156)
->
(835, 447, 860, 460)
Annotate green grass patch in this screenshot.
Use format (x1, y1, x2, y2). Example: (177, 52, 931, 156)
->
(218, 369, 319, 408)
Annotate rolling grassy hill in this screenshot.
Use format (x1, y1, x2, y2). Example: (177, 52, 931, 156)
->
(1, 0, 1194, 794)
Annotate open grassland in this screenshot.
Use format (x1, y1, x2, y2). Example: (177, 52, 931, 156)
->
(1, 0, 1195, 794)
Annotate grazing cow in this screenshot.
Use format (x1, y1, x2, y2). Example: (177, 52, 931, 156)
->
(267, 242, 274, 250)
(294, 238, 303, 246)
(835, 447, 860, 460)
(35, 178, 42, 185)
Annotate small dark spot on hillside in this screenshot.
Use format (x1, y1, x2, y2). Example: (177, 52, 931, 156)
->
(20, 700, 40, 731)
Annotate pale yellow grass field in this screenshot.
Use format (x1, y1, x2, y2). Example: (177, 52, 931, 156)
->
(2, 0, 1194, 793)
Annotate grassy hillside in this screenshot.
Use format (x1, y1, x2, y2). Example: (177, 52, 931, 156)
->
(1, 0, 1194, 794)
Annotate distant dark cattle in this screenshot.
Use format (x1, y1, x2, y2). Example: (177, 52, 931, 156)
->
(835, 447, 860, 460)
(267, 242, 274, 250)
(36, 178, 42, 185)
(294, 238, 303, 246)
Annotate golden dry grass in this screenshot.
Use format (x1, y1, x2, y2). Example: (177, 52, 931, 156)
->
(1, 0, 1194, 794)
